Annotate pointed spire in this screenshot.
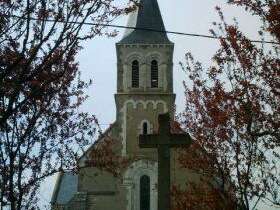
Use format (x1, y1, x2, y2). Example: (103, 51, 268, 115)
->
(119, 0, 172, 44)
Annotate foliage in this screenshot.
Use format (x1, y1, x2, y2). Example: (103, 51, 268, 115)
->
(178, 1, 280, 210)
(86, 124, 131, 177)
(0, 0, 135, 209)
(171, 143, 237, 210)
(171, 180, 235, 210)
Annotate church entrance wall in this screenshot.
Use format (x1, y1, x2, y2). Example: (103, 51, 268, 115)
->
(123, 160, 158, 210)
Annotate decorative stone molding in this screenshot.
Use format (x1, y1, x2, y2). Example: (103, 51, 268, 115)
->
(121, 50, 170, 91)
(138, 119, 153, 135)
(119, 99, 168, 156)
(123, 160, 158, 210)
(145, 51, 162, 65)
(125, 52, 145, 64)
(122, 99, 168, 111)
(116, 44, 174, 49)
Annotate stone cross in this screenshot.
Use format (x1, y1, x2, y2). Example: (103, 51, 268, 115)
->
(139, 113, 192, 210)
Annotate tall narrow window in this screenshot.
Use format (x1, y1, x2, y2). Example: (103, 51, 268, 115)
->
(140, 175, 150, 210)
(132, 60, 139, 88)
(143, 122, 148, 135)
(151, 60, 158, 88)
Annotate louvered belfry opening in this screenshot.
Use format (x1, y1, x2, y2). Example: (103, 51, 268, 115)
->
(132, 60, 139, 88)
(151, 60, 158, 88)
(140, 175, 150, 210)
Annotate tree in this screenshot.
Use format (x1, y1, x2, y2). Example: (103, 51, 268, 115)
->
(0, 0, 135, 209)
(178, 1, 279, 209)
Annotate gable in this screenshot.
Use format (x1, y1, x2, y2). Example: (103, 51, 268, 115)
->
(79, 122, 117, 167)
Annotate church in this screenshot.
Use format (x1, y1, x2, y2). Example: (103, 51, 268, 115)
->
(51, 0, 199, 209)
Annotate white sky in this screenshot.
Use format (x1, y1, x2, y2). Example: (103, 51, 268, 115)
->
(39, 1, 278, 209)
(78, 0, 262, 129)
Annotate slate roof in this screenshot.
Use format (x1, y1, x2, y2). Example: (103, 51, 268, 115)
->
(118, 0, 172, 44)
(51, 123, 116, 206)
(51, 171, 78, 205)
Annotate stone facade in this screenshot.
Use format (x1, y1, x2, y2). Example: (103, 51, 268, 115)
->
(51, 0, 197, 209)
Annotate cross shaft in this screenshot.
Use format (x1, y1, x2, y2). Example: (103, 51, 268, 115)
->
(139, 113, 192, 210)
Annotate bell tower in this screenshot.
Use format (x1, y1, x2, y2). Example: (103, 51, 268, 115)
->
(115, 0, 175, 157)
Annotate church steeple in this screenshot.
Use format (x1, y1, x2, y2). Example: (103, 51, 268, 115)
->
(119, 0, 172, 44)
(115, 0, 175, 156)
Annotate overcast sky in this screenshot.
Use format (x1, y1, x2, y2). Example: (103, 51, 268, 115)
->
(40, 1, 277, 209)
(77, 0, 261, 128)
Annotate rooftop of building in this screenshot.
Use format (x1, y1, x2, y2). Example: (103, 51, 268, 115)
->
(118, 0, 172, 44)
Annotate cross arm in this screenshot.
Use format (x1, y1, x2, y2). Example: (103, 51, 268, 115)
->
(169, 133, 192, 148)
(139, 133, 192, 148)
(139, 134, 159, 148)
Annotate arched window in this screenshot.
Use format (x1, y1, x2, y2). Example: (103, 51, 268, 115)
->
(151, 60, 158, 88)
(140, 175, 150, 210)
(142, 122, 148, 135)
(132, 60, 139, 88)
